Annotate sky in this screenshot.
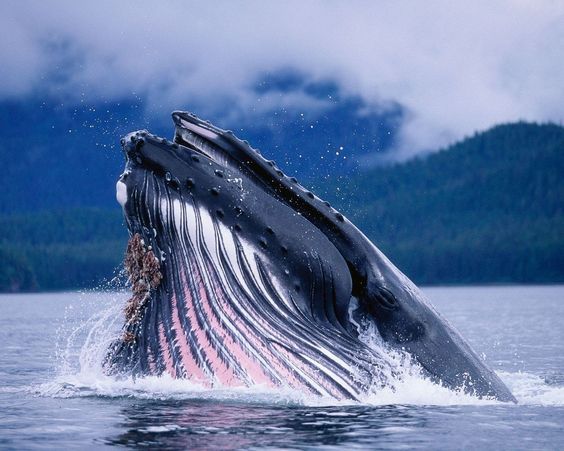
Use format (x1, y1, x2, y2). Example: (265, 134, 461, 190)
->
(1, 0, 563, 159)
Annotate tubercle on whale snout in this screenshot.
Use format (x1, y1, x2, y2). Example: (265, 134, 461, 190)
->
(171, 111, 349, 225)
(122, 117, 349, 242)
(122, 233, 162, 341)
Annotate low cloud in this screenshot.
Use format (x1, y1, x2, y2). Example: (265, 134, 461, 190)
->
(1, 0, 563, 158)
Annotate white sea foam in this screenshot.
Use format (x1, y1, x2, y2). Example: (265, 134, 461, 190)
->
(499, 371, 564, 406)
(38, 366, 564, 408)
(38, 291, 564, 408)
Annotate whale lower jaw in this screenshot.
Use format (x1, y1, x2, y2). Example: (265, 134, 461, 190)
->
(105, 172, 393, 400)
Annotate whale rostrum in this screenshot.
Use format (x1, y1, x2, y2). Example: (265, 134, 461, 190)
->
(104, 111, 516, 402)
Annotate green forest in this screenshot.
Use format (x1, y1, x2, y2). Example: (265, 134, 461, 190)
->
(1, 121, 563, 291)
(0, 209, 126, 291)
(318, 122, 564, 284)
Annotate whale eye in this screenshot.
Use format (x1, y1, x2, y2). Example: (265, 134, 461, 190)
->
(215, 170, 224, 178)
(210, 187, 220, 196)
(266, 226, 275, 235)
(374, 287, 398, 311)
(186, 178, 195, 188)
(191, 155, 200, 163)
(216, 209, 225, 218)
(335, 212, 344, 222)
(306, 191, 314, 199)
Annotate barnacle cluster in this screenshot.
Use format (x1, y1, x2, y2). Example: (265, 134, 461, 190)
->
(123, 233, 162, 335)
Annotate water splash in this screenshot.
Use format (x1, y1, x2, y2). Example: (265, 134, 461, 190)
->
(37, 291, 564, 408)
(500, 371, 564, 406)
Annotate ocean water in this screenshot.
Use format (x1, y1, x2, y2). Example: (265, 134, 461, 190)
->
(1, 285, 563, 450)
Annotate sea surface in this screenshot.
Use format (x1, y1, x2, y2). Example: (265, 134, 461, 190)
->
(1, 285, 563, 450)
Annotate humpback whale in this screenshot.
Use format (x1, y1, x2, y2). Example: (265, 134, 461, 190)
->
(105, 111, 516, 402)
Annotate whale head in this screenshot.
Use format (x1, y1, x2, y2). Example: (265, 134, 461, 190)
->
(105, 111, 516, 403)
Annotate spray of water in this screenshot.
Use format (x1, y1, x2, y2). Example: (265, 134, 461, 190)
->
(38, 289, 564, 407)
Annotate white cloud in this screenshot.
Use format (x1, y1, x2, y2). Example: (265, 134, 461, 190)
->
(1, 0, 563, 157)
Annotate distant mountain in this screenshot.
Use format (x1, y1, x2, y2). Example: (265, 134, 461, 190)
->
(0, 89, 397, 214)
(317, 122, 564, 284)
(0, 121, 562, 291)
(0, 99, 166, 214)
(0, 208, 126, 291)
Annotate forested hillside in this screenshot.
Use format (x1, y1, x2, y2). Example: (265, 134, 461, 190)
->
(0, 209, 125, 291)
(1, 121, 562, 291)
(321, 122, 564, 284)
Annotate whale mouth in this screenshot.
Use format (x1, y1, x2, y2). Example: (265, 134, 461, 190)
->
(107, 114, 395, 399)
(107, 111, 516, 403)
(172, 112, 243, 169)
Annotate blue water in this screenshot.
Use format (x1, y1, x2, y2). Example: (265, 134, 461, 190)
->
(1, 286, 563, 449)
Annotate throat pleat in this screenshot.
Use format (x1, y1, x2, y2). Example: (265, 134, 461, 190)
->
(121, 182, 393, 400)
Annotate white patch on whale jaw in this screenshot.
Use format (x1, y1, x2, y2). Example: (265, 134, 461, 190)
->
(116, 180, 128, 207)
